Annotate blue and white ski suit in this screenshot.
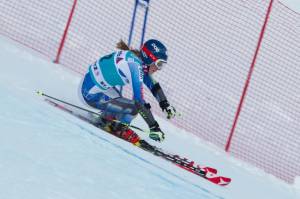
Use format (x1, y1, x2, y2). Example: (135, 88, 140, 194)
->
(80, 50, 161, 125)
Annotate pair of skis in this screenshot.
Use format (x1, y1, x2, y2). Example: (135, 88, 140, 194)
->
(40, 94, 231, 186)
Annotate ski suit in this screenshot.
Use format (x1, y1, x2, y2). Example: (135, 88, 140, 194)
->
(79, 50, 167, 127)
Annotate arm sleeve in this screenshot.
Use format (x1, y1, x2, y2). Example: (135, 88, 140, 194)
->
(128, 63, 158, 127)
(143, 74, 168, 103)
(128, 62, 145, 104)
(143, 73, 156, 90)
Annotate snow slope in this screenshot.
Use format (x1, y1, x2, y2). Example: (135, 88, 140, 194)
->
(0, 36, 299, 199)
(280, 0, 300, 12)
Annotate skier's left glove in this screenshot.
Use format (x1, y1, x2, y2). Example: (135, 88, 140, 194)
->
(159, 100, 176, 119)
(149, 122, 165, 142)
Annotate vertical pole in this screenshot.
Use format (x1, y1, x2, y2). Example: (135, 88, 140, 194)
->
(128, 0, 139, 47)
(140, 0, 150, 47)
(54, 0, 78, 64)
(225, 0, 274, 152)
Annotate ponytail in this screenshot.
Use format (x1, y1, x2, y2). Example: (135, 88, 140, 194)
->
(116, 40, 141, 58)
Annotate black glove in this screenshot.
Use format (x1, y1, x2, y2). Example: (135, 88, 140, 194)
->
(159, 100, 176, 119)
(149, 122, 165, 142)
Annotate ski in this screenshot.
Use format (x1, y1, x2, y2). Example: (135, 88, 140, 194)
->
(43, 98, 231, 186)
(138, 140, 230, 186)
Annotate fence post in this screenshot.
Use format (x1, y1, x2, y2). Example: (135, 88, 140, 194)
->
(54, 0, 78, 64)
(225, 0, 275, 152)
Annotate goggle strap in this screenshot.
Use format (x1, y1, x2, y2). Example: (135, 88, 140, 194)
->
(142, 45, 158, 62)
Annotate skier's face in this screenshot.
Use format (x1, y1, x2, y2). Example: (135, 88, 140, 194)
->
(148, 63, 159, 74)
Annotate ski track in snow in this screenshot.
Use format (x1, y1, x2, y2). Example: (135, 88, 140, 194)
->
(63, 113, 224, 199)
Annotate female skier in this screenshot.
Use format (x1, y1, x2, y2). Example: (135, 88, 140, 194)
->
(79, 39, 175, 145)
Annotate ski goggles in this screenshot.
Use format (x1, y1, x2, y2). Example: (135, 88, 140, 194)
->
(154, 59, 167, 70)
(142, 45, 167, 70)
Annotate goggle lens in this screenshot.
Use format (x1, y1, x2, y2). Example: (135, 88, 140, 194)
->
(155, 59, 167, 70)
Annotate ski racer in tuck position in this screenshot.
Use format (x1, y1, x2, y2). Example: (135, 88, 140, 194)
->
(79, 39, 176, 145)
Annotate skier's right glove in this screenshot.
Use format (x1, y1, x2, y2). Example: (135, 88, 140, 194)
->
(149, 122, 165, 142)
(159, 100, 176, 119)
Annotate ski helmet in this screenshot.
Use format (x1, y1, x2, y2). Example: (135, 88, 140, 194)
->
(140, 39, 168, 67)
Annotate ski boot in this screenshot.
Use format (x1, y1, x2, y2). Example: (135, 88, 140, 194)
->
(106, 122, 140, 145)
(92, 114, 115, 132)
(93, 114, 140, 145)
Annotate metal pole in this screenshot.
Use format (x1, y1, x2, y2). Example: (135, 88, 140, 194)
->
(140, 0, 150, 47)
(128, 0, 139, 46)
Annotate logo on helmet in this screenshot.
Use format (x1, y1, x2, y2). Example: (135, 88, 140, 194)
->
(151, 43, 160, 52)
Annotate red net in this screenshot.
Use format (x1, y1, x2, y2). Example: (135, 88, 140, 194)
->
(0, 0, 74, 58)
(0, 0, 299, 183)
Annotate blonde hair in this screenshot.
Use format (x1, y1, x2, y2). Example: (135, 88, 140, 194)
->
(116, 40, 141, 58)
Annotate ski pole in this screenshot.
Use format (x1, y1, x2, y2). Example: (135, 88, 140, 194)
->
(36, 91, 148, 133)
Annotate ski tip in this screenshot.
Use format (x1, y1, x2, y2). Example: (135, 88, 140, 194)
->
(205, 171, 231, 186)
(210, 176, 231, 186)
(219, 177, 231, 186)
